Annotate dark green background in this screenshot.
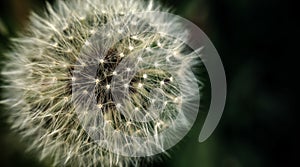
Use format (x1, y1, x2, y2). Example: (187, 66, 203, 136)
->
(0, 0, 297, 167)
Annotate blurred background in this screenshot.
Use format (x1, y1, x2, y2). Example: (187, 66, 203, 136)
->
(0, 0, 297, 167)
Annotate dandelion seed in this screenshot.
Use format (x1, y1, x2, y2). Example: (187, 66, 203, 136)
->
(90, 29, 96, 34)
(68, 36, 74, 40)
(99, 59, 104, 64)
(116, 103, 121, 108)
(131, 35, 138, 40)
(157, 41, 162, 48)
(119, 52, 125, 57)
(117, 29, 123, 34)
(138, 83, 143, 88)
(173, 96, 181, 103)
(85, 40, 91, 46)
(128, 45, 134, 51)
(97, 104, 103, 109)
(64, 97, 68, 102)
(138, 56, 143, 62)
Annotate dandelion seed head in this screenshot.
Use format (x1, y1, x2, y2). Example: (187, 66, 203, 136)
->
(1, 0, 203, 166)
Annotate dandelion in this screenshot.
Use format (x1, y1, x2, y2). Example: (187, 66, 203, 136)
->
(1, 0, 202, 166)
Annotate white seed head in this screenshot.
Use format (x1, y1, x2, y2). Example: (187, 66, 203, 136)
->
(0, 0, 202, 166)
